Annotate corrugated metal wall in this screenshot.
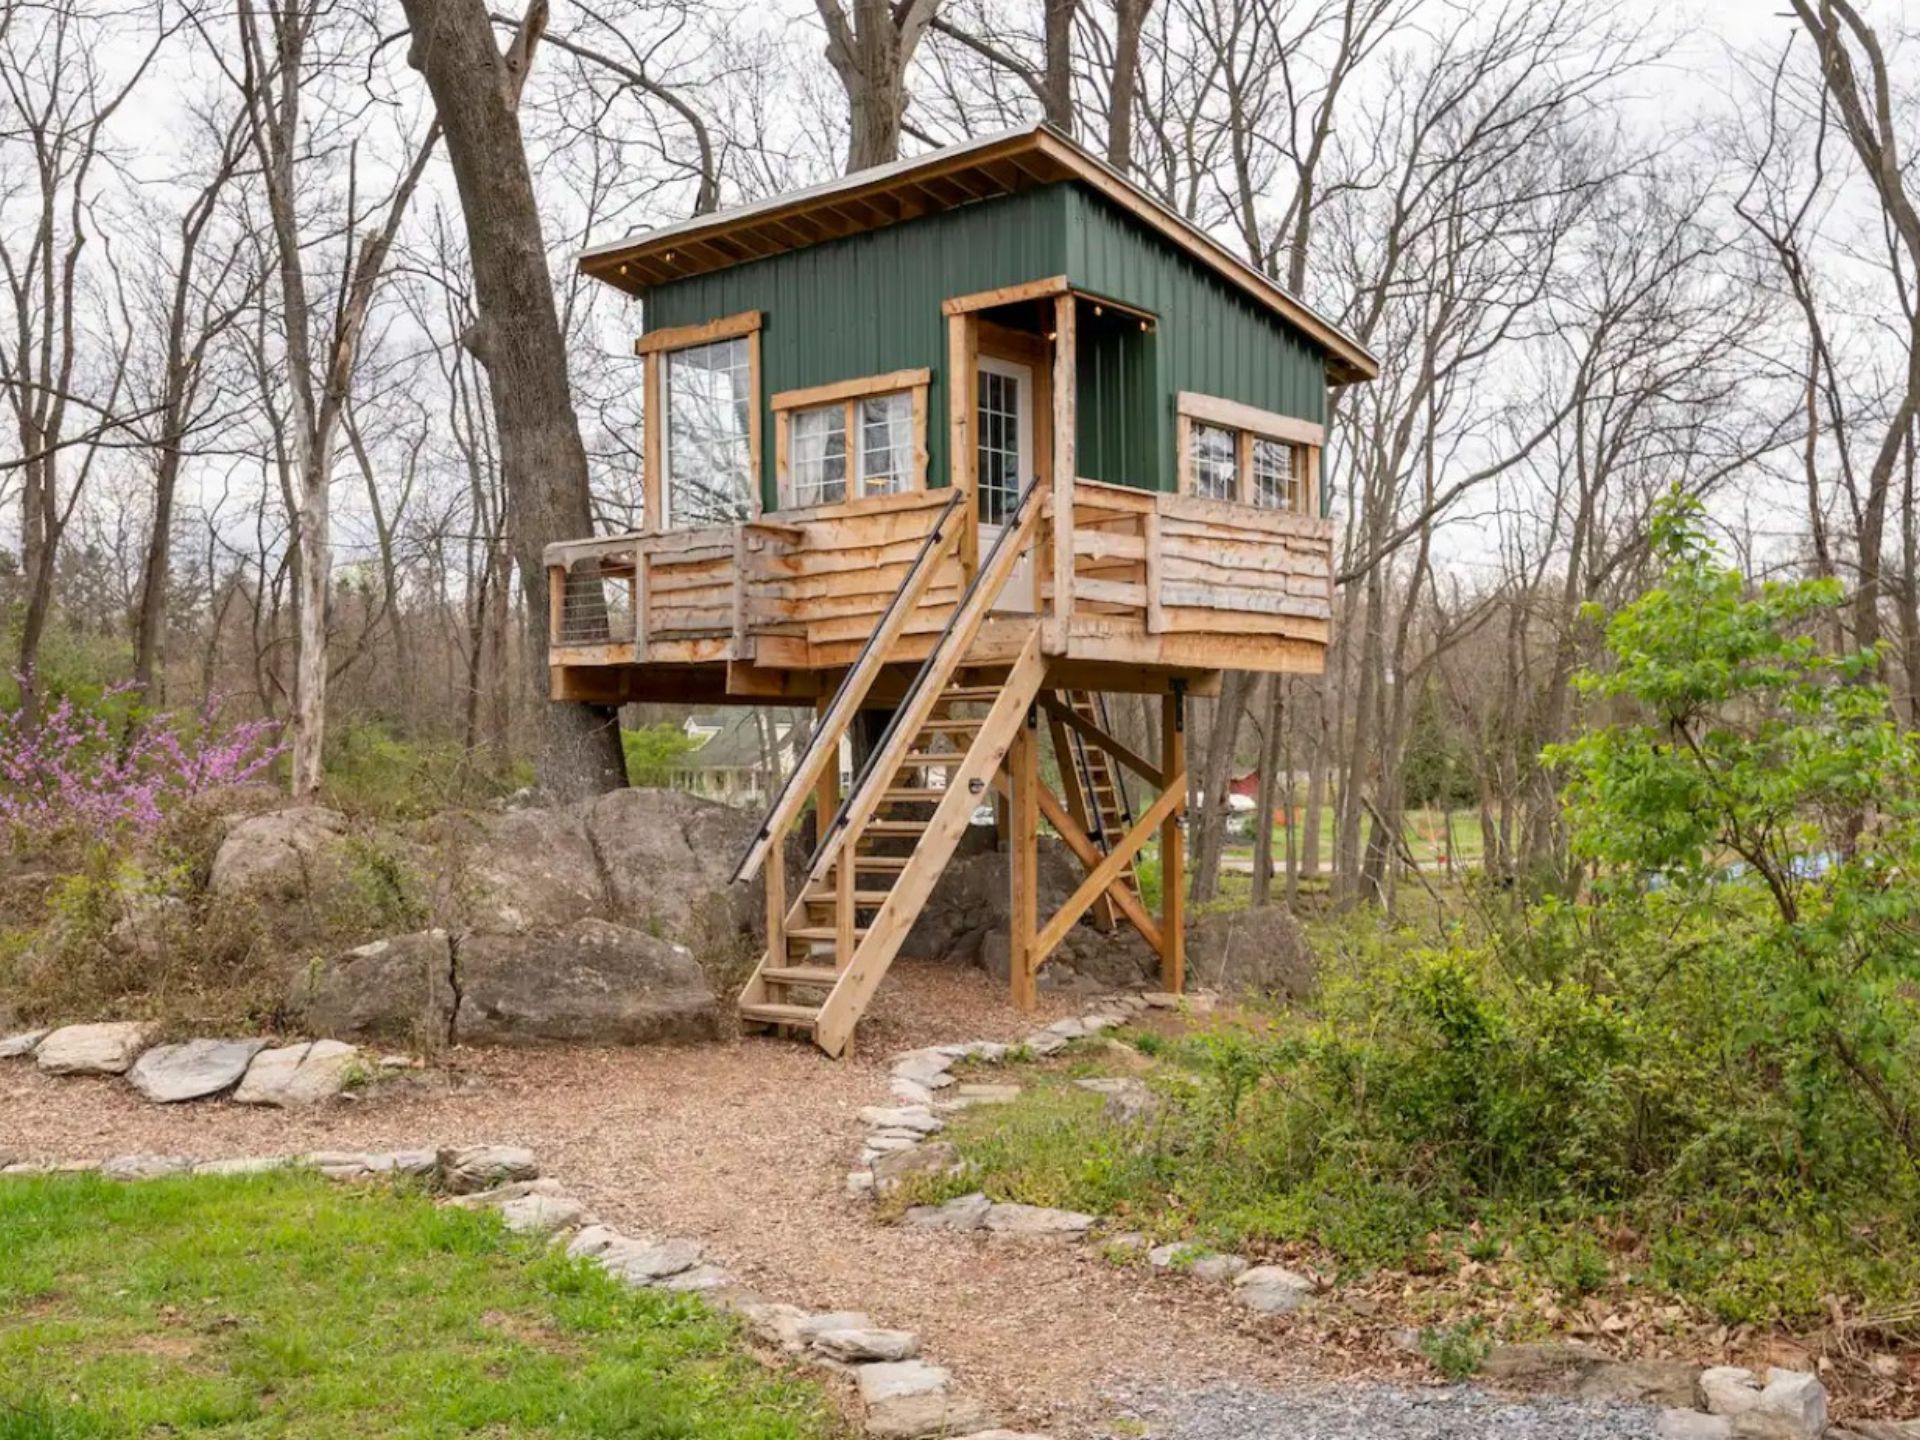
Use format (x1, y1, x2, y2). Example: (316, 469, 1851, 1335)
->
(1064, 188, 1329, 493)
(642, 188, 1070, 512)
(638, 180, 1332, 510)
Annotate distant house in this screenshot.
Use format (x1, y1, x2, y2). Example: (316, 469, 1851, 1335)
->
(675, 711, 806, 807)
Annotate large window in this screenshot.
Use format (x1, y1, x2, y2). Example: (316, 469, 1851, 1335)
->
(1177, 393, 1321, 513)
(663, 336, 755, 526)
(774, 369, 928, 511)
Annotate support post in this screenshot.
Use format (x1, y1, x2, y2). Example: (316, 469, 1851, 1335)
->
(1160, 684, 1186, 994)
(835, 849, 855, 971)
(1009, 705, 1040, 1011)
(812, 691, 839, 850)
(1050, 292, 1075, 649)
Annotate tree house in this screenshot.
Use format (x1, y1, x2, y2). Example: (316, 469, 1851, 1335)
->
(547, 123, 1378, 1056)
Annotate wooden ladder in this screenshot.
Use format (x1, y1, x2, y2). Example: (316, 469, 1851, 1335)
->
(1057, 689, 1141, 910)
(735, 482, 1047, 1057)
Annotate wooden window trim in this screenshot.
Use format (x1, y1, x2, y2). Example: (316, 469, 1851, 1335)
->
(645, 321, 762, 531)
(772, 369, 931, 513)
(941, 275, 1069, 316)
(1176, 391, 1322, 515)
(634, 309, 762, 356)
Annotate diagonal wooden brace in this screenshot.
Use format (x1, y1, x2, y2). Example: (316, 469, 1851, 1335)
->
(1034, 779, 1184, 964)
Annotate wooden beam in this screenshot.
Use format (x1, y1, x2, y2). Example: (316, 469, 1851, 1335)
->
(1050, 292, 1075, 652)
(942, 275, 1070, 316)
(1160, 687, 1186, 993)
(812, 691, 839, 850)
(771, 367, 933, 412)
(1010, 708, 1039, 1010)
(1033, 778, 1184, 963)
(643, 352, 662, 532)
(946, 310, 979, 573)
(1177, 391, 1326, 448)
(1031, 773, 1162, 952)
(1037, 692, 1164, 785)
(634, 309, 763, 355)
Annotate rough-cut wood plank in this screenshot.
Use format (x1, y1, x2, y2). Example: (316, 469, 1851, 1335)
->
(771, 367, 931, 412)
(1161, 582, 1332, 619)
(1176, 390, 1325, 447)
(941, 274, 1070, 315)
(1010, 715, 1039, 1011)
(634, 309, 762, 355)
(1076, 578, 1148, 610)
(1158, 490, 1334, 540)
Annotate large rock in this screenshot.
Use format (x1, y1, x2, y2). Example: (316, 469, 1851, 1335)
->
(285, 931, 455, 1046)
(438, 1145, 539, 1193)
(1232, 1265, 1314, 1314)
(129, 1038, 269, 1102)
(431, 807, 602, 934)
(583, 788, 765, 939)
(35, 1021, 153, 1075)
(455, 919, 722, 1045)
(209, 805, 351, 900)
(1186, 906, 1316, 1001)
(0, 1028, 48, 1059)
(232, 1039, 359, 1106)
(1577, 1359, 1703, 1409)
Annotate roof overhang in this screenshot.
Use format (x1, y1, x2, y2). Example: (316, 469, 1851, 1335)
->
(578, 124, 1378, 387)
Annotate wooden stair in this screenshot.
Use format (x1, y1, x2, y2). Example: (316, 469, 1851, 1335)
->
(733, 480, 1048, 1056)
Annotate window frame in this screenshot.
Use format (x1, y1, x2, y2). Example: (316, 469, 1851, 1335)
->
(771, 368, 932, 516)
(1175, 391, 1323, 515)
(637, 311, 763, 532)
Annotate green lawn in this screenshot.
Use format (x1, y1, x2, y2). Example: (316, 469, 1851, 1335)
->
(0, 1170, 837, 1439)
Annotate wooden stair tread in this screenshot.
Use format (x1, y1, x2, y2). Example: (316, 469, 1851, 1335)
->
(918, 718, 984, 731)
(940, 686, 1003, 700)
(739, 1001, 820, 1026)
(880, 787, 946, 800)
(866, 819, 931, 834)
(804, 889, 897, 903)
(761, 965, 841, 985)
(899, 751, 961, 765)
(789, 925, 872, 941)
(852, 856, 911, 869)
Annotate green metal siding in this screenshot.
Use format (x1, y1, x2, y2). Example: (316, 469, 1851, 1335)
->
(641, 188, 1070, 512)
(636, 180, 1334, 509)
(1063, 188, 1329, 493)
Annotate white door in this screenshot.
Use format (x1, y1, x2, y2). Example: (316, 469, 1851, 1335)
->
(976, 355, 1036, 612)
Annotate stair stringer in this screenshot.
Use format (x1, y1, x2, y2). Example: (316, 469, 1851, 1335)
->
(812, 625, 1049, 1057)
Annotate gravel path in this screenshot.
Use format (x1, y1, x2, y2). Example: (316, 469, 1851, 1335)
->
(1108, 1381, 1661, 1439)
(0, 961, 1669, 1438)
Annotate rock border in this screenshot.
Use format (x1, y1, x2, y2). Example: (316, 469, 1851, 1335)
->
(847, 993, 1855, 1440)
(0, 1019, 414, 1109)
(0, 1143, 1049, 1440)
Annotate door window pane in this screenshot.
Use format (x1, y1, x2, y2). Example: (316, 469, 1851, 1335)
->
(977, 370, 1021, 525)
(1190, 422, 1237, 501)
(665, 338, 754, 525)
(790, 404, 848, 506)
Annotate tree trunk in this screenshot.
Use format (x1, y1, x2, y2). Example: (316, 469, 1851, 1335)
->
(1106, 0, 1151, 170)
(1189, 668, 1250, 903)
(402, 0, 626, 800)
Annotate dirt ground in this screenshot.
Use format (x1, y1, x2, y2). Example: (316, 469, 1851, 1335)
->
(0, 960, 1335, 1437)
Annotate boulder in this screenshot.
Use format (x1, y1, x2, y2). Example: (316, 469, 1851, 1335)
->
(811, 1327, 921, 1363)
(438, 1145, 539, 1193)
(1756, 1370, 1827, 1439)
(431, 806, 602, 934)
(1232, 1265, 1314, 1314)
(285, 932, 454, 1046)
(1075, 1075, 1159, 1125)
(208, 805, 351, 900)
(35, 1021, 153, 1075)
(873, 1141, 961, 1187)
(0, 1027, 49, 1058)
(1578, 1359, 1703, 1409)
(100, 1153, 193, 1180)
(497, 1193, 588, 1236)
(583, 788, 766, 940)
(658, 1263, 735, 1294)
(982, 1202, 1094, 1237)
(597, 1236, 703, 1285)
(858, 1361, 951, 1405)
(1186, 906, 1316, 1001)
(904, 1192, 993, 1232)
(1482, 1341, 1608, 1388)
(867, 1392, 993, 1440)
(905, 841, 1079, 966)
(233, 1040, 359, 1106)
(454, 920, 722, 1045)
(1704, 1368, 1765, 1417)
(129, 1038, 269, 1103)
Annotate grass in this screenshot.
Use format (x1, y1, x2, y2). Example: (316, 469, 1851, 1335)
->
(0, 1169, 838, 1439)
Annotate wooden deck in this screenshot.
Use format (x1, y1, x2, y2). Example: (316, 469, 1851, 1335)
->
(546, 479, 1332, 704)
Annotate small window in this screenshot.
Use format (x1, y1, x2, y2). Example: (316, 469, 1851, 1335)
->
(664, 336, 755, 526)
(790, 404, 849, 506)
(859, 392, 913, 497)
(1190, 422, 1238, 502)
(1250, 436, 1299, 511)
(774, 370, 929, 510)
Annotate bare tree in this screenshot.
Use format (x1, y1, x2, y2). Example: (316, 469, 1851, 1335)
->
(815, 0, 941, 170)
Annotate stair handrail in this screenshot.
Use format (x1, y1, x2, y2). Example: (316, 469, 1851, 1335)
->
(732, 489, 966, 887)
(806, 476, 1044, 876)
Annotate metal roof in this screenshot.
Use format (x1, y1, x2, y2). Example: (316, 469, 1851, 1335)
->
(577, 123, 1378, 386)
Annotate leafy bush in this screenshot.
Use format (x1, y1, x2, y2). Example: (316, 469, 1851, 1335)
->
(622, 723, 696, 787)
(938, 496, 1920, 1327)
